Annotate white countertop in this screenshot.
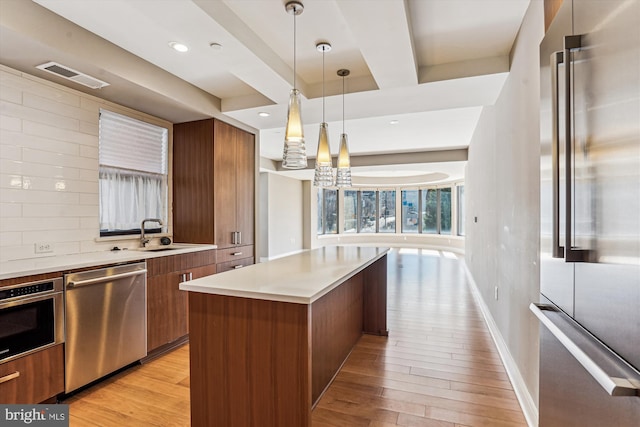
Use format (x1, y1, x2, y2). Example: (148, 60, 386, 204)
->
(0, 243, 217, 280)
(179, 246, 390, 304)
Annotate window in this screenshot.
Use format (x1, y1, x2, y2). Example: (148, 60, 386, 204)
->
(422, 189, 438, 234)
(359, 191, 377, 232)
(317, 188, 324, 234)
(401, 190, 419, 233)
(99, 109, 168, 236)
(378, 190, 396, 233)
(440, 188, 452, 235)
(457, 185, 465, 236)
(343, 190, 358, 233)
(318, 188, 338, 234)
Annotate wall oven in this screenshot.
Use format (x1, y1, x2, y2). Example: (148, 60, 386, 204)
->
(0, 277, 64, 363)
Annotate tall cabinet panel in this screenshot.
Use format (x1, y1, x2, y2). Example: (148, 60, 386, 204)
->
(213, 119, 255, 249)
(174, 119, 255, 262)
(173, 119, 215, 244)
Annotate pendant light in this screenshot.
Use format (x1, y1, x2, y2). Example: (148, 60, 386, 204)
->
(282, 1, 307, 169)
(335, 69, 352, 187)
(313, 42, 334, 187)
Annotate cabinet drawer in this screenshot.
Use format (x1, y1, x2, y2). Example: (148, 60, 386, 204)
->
(0, 344, 64, 403)
(217, 257, 254, 273)
(217, 245, 253, 263)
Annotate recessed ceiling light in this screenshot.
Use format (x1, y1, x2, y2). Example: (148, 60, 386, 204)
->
(209, 42, 223, 51)
(168, 42, 189, 52)
(258, 112, 270, 117)
(390, 120, 399, 125)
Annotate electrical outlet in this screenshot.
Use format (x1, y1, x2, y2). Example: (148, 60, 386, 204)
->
(494, 286, 499, 300)
(35, 242, 53, 254)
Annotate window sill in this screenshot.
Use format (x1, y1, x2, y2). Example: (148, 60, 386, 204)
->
(95, 232, 171, 243)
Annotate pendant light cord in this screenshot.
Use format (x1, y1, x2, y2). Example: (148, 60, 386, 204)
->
(322, 50, 325, 122)
(342, 74, 345, 133)
(293, 11, 296, 89)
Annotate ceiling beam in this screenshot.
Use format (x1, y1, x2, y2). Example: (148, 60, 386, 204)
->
(336, 0, 418, 89)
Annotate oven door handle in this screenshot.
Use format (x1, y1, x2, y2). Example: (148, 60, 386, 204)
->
(0, 291, 62, 309)
(66, 269, 147, 289)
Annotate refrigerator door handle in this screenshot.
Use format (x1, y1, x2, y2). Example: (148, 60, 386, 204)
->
(530, 303, 640, 397)
(551, 50, 565, 259)
(563, 35, 591, 262)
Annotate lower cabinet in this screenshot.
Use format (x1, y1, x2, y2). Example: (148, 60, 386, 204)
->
(0, 344, 64, 404)
(146, 250, 216, 353)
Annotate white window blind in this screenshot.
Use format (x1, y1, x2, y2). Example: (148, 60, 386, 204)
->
(99, 109, 168, 174)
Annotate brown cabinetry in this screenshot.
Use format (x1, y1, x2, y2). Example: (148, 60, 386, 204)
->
(146, 250, 216, 353)
(0, 344, 64, 404)
(173, 118, 255, 254)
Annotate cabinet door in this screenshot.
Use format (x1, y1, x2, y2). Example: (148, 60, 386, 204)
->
(147, 272, 188, 352)
(214, 120, 238, 249)
(236, 128, 255, 246)
(173, 119, 215, 244)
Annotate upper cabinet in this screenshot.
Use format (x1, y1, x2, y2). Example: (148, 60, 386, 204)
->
(173, 119, 255, 251)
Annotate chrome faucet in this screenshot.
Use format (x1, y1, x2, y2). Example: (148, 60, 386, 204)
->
(140, 218, 163, 247)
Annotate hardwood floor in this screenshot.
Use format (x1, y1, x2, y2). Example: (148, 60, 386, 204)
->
(65, 249, 527, 427)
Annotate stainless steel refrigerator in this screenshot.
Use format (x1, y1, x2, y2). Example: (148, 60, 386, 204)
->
(535, 0, 640, 425)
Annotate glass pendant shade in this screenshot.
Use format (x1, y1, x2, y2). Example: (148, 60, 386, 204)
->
(335, 132, 352, 187)
(313, 122, 334, 187)
(282, 88, 307, 168)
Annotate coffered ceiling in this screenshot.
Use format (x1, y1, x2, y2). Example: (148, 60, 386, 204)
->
(0, 0, 531, 183)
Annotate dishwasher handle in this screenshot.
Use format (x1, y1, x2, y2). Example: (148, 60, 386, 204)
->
(67, 269, 147, 289)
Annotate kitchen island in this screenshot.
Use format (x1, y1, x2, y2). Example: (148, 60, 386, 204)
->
(180, 246, 389, 427)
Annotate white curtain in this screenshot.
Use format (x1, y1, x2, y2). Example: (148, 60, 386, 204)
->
(99, 166, 165, 232)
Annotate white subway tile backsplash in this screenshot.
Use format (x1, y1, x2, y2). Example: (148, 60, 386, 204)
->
(78, 168, 98, 182)
(23, 92, 98, 124)
(79, 120, 99, 136)
(23, 147, 97, 170)
(22, 228, 95, 244)
(23, 120, 97, 147)
(0, 203, 21, 217)
(0, 231, 22, 247)
(80, 216, 98, 229)
(80, 144, 98, 159)
(23, 204, 97, 218)
(0, 115, 21, 132)
(80, 97, 103, 112)
(1, 129, 80, 156)
(1, 217, 80, 232)
(0, 159, 81, 180)
(1, 100, 80, 131)
(0, 84, 22, 104)
(79, 193, 99, 205)
(0, 188, 79, 205)
(0, 144, 21, 160)
(0, 174, 97, 193)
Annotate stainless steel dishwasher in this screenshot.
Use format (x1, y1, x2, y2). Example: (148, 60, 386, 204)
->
(64, 262, 147, 393)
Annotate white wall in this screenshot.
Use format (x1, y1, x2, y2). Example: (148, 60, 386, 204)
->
(259, 172, 304, 260)
(465, 0, 543, 422)
(0, 65, 173, 262)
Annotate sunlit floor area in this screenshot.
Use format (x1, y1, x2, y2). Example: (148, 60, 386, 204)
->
(66, 249, 526, 426)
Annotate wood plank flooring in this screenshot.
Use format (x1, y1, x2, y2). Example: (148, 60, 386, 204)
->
(65, 249, 527, 426)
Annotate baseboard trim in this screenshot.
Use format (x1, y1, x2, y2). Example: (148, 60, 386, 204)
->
(462, 261, 538, 427)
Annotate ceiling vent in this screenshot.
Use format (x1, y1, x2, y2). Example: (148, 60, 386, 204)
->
(36, 61, 110, 89)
